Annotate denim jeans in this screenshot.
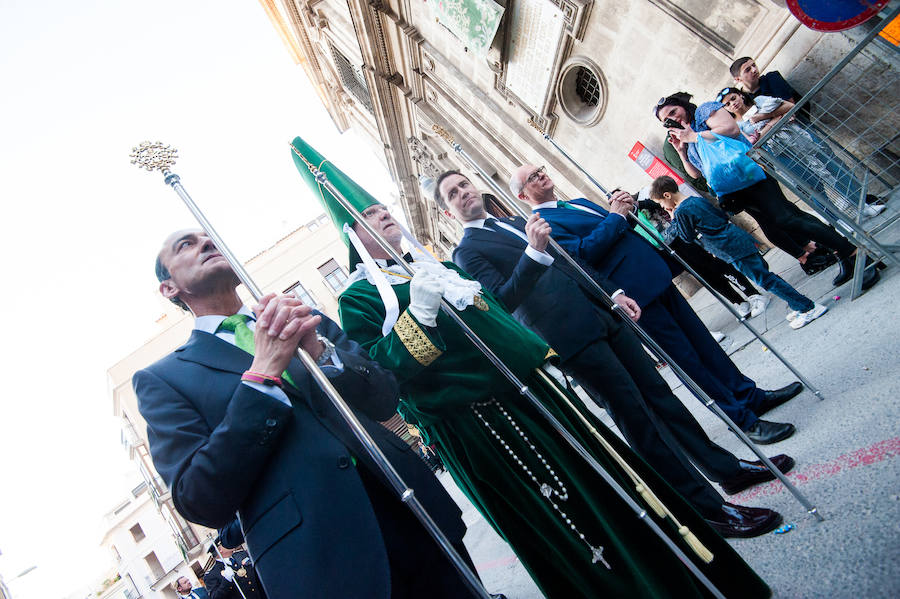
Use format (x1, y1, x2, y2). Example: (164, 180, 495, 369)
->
(731, 253, 815, 313)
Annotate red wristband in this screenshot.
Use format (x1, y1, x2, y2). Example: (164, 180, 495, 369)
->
(242, 371, 284, 388)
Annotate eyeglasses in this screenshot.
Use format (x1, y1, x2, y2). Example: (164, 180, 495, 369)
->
(653, 96, 668, 116)
(715, 87, 732, 103)
(361, 204, 388, 218)
(525, 166, 546, 185)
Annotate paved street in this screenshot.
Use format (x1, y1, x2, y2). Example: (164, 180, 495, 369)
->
(441, 209, 900, 598)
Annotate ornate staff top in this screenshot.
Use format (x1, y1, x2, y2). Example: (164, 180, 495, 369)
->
(431, 123, 453, 144)
(130, 141, 179, 173)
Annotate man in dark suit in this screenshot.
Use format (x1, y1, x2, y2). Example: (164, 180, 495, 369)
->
(135, 229, 481, 599)
(506, 164, 804, 444)
(204, 538, 265, 599)
(437, 171, 790, 537)
(175, 576, 209, 599)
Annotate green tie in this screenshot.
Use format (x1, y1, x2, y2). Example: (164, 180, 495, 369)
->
(557, 200, 574, 209)
(217, 314, 297, 389)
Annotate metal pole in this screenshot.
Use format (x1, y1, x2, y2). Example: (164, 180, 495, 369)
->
(532, 125, 823, 398)
(207, 534, 248, 599)
(430, 126, 825, 522)
(131, 142, 491, 599)
(290, 146, 728, 599)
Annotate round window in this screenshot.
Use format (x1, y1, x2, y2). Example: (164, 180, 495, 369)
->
(556, 58, 607, 126)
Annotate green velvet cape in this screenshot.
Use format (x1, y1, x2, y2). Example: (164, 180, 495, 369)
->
(338, 262, 770, 599)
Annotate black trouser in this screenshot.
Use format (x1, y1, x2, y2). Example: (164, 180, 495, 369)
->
(357, 466, 480, 599)
(721, 175, 855, 258)
(670, 238, 758, 305)
(563, 310, 737, 518)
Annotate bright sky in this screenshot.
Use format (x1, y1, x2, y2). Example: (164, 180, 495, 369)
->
(0, 1, 397, 597)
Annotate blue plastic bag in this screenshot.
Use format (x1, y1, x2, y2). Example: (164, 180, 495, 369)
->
(695, 133, 767, 195)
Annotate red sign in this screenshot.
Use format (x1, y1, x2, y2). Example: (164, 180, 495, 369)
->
(628, 142, 684, 185)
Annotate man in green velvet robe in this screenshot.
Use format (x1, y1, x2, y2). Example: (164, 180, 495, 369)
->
(289, 136, 771, 599)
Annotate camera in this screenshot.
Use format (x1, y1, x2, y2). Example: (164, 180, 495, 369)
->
(663, 118, 684, 130)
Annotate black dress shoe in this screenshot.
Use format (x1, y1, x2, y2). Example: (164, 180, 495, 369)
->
(744, 420, 795, 444)
(833, 255, 881, 288)
(755, 381, 804, 416)
(705, 503, 783, 538)
(720, 454, 796, 495)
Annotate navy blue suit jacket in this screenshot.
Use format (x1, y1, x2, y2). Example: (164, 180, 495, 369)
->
(453, 217, 616, 362)
(536, 198, 674, 307)
(134, 313, 464, 599)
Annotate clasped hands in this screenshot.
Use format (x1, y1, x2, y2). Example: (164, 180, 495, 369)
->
(249, 293, 323, 377)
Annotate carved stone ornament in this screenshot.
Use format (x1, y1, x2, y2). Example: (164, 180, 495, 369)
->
(407, 136, 441, 178)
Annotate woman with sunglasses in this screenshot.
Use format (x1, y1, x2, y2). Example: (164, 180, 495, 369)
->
(653, 92, 878, 290)
(716, 86, 885, 220)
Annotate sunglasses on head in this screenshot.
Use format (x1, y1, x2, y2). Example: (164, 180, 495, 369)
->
(716, 87, 736, 103)
(653, 96, 669, 116)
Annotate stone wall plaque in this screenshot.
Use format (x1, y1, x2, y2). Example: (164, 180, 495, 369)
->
(505, 0, 566, 114)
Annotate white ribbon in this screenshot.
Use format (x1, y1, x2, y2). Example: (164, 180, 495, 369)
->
(342, 221, 483, 336)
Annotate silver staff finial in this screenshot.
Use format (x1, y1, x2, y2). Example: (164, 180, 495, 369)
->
(130, 141, 178, 172)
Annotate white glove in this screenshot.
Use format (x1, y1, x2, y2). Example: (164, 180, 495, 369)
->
(220, 565, 235, 582)
(409, 271, 443, 327)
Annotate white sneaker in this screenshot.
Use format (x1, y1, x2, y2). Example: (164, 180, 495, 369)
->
(748, 294, 770, 318)
(863, 203, 886, 219)
(785, 310, 799, 322)
(789, 304, 828, 329)
(737, 301, 752, 318)
(711, 330, 727, 342)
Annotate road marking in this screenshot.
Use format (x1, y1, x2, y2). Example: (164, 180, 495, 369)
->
(732, 436, 900, 501)
(476, 555, 519, 571)
(474, 438, 900, 571)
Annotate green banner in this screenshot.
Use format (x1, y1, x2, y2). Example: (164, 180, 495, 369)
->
(428, 0, 505, 57)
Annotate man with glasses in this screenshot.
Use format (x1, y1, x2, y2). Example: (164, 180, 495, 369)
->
(509, 164, 804, 445)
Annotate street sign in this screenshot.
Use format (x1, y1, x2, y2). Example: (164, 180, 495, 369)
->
(628, 142, 684, 184)
(787, 0, 890, 32)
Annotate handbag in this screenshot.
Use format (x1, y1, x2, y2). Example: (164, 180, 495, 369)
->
(695, 133, 767, 195)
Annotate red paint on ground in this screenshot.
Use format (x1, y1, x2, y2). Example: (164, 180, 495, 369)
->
(733, 436, 900, 502)
(475, 555, 519, 571)
(474, 438, 900, 571)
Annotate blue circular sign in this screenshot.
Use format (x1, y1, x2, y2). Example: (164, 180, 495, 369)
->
(787, 0, 890, 32)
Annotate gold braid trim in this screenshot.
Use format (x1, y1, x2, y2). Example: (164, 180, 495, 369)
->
(394, 311, 442, 366)
(545, 347, 558, 360)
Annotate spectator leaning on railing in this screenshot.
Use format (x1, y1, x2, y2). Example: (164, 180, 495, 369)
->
(653, 92, 879, 291)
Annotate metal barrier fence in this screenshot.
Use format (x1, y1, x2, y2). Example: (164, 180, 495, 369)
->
(749, 4, 900, 299)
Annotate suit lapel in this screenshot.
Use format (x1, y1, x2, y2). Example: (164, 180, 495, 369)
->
(176, 330, 252, 374)
(463, 217, 528, 248)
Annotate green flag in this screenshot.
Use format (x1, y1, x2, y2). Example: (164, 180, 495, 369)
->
(289, 135, 380, 248)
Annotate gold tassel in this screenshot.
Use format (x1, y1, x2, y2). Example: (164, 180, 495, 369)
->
(535, 369, 715, 564)
(679, 526, 714, 564)
(635, 483, 666, 518)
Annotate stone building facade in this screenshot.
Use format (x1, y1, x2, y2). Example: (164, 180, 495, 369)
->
(260, 0, 864, 255)
(258, 0, 868, 258)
